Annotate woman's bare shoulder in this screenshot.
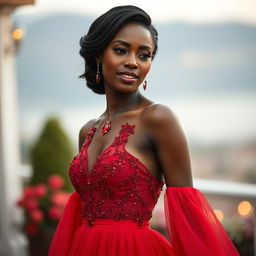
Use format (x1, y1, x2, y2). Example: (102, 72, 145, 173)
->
(139, 103, 184, 145)
(140, 104, 192, 187)
(140, 103, 179, 128)
(78, 119, 98, 151)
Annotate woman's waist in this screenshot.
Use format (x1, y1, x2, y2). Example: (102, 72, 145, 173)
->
(82, 217, 150, 229)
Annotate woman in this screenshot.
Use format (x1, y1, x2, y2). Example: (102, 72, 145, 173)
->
(49, 5, 240, 256)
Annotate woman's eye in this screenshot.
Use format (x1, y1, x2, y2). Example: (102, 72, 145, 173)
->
(113, 48, 127, 55)
(139, 53, 152, 60)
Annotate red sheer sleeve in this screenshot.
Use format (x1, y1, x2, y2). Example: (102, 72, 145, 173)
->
(48, 192, 83, 256)
(164, 186, 240, 256)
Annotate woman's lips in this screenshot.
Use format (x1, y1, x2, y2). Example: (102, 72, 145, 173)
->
(117, 72, 138, 84)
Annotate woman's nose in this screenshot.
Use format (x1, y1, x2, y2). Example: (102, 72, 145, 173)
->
(124, 53, 138, 68)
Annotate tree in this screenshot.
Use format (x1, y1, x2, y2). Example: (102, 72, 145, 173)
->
(29, 116, 74, 191)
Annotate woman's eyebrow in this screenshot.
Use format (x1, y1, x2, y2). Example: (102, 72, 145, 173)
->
(112, 40, 152, 51)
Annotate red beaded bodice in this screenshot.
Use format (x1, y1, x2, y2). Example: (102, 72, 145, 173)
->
(68, 123, 164, 228)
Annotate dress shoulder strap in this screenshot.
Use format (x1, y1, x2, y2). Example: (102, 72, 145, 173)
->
(86, 127, 97, 140)
(80, 127, 96, 150)
(117, 122, 135, 143)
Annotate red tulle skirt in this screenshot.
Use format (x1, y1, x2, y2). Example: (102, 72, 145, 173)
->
(68, 218, 173, 256)
(49, 191, 240, 256)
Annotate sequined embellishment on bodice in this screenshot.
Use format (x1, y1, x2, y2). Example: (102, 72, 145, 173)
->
(68, 123, 164, 228)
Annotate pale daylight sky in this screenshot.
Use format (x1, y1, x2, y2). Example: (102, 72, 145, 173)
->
(17, 0, 256, 24)
(15, 0, 256, 147)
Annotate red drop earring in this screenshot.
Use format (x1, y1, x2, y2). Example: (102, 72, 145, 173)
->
(143, 80, 147, 90)
(96, 63, 100, 83)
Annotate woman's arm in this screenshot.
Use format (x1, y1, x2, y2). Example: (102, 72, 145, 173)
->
(141, 104, 240, 255)
(141, 103, 193, 187)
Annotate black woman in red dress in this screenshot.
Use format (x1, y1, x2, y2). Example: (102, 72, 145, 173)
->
(48, 5, 240, 256)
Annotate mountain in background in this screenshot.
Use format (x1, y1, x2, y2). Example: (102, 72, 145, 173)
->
(13, 12, 256, 110)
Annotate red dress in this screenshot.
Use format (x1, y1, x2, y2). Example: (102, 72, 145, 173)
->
(48, 123, 240, 256)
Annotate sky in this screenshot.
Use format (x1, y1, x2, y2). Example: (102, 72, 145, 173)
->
(13, 0, 256, 148)
(16, 0, 256, 25)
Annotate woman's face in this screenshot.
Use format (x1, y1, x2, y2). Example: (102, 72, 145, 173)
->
(99, 23, 155, 93)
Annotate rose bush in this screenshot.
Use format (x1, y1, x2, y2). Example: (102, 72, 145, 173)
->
(17, 174, 70, 236)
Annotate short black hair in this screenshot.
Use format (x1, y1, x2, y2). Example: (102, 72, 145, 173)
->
(79, 5, 158, 94)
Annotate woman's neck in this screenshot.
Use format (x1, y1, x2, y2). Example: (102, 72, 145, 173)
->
(104, 87, 143, 119)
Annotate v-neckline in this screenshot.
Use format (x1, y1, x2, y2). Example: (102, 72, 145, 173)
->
(84, 122, 164, 184)
(85, 122, 127, 177)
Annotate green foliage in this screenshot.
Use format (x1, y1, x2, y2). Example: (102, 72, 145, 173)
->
(29, 116, 75, 191)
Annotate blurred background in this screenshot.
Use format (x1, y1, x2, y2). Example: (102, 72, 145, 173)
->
(0, 0, 255, 255)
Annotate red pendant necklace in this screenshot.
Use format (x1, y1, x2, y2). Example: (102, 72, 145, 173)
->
(101, 109, 112, 135)
(101, 120, 112, 135)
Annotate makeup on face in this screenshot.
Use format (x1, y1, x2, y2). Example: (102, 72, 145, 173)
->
(100, 23, 155, 92)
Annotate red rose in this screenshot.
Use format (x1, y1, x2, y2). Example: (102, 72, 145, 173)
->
(25, 223, 38, 235)
(30, 209, 44, 222)
(23, 186, 35, 198)
(24, 198, 38, 211)
(48, 175, 64, 190)
(34, 183, 48, 197)
(16, 197, 25, 207)
(51, 191, 70, 207)
(48, 206, 61, 220)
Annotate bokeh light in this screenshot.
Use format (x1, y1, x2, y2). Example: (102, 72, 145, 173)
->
(12, 28, 24, 40)
(237, 201, 254, 216)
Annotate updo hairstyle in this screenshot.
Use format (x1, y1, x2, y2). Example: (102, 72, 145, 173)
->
(79, 5, 158, 94)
